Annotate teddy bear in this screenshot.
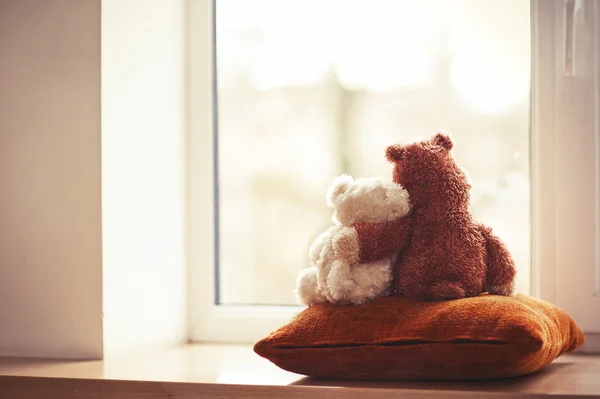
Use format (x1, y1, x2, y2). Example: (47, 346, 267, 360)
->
(332, 132, 517, 301)
(295, 174, 411, 306)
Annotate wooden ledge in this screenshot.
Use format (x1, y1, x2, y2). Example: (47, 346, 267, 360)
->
(0, 345, 599, 398)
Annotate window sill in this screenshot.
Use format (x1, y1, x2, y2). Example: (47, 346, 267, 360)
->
(0, 344, 599, 398)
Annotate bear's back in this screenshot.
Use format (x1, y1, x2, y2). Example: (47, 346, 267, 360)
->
(392, 216, 487, 301)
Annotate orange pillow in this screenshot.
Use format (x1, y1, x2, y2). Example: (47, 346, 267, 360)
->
(254, 294, 584, 380)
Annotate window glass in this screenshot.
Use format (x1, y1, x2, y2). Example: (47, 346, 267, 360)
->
(216, 0, 531, 305)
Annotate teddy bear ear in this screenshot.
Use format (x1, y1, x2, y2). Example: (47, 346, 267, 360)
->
(385, 145, 404, 163)
(326, 174, 354, 207)
(432, 132, 454, 151)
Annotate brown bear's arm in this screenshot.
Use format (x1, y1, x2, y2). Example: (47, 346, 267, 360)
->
(354, 216, 412, 263)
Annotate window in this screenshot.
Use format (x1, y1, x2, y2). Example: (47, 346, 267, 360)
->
(189, 0, 600, 343)
(530, 0, 600, 335)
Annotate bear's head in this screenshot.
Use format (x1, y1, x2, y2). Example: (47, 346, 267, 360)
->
(326, 174, 410, 226)
(385, 132, 471, 213)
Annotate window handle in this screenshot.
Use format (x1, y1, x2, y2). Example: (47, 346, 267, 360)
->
(564, 0, 584, 76)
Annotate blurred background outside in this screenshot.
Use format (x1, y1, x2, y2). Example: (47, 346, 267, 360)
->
(216, 0, 531, 305)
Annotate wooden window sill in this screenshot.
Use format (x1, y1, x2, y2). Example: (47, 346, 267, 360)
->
(0, 344, 599, 398)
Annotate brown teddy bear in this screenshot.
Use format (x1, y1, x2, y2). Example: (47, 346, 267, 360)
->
(332, 133, 516, 301)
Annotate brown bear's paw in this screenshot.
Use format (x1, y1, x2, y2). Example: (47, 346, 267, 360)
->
(488, 282, 514, 296)
(426, 281, 466, 301)
(331, 226, 360, 264)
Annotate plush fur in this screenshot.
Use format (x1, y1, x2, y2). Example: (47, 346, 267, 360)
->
(333, 133, 516, 301)
(295, 175, 410, 306)
(326, 175, 411, 225)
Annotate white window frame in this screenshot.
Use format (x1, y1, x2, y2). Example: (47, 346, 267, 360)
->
(187, 0, 300, 343)
(531, 0, 600, 342)
(188, 0, 600, 345)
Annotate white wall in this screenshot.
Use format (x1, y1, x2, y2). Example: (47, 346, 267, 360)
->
(0, 0, 103, 358)
(101, 0, 188, 359)
(0, 0, 188, 359)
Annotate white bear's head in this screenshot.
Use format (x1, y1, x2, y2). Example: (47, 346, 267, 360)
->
(326, 174, 411, 226)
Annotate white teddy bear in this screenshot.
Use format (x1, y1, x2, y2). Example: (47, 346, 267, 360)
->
(295, 175, 411, 306)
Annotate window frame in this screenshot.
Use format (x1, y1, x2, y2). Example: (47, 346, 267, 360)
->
(187, 0, 300, 343)
(530, 0, 561, 304)
(530, 0, 600, 335)
(531, 0, 600, 336)
(188, 0, 600, 344)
